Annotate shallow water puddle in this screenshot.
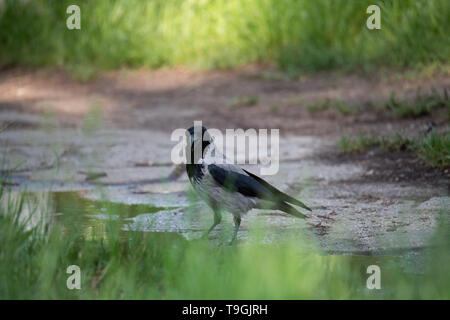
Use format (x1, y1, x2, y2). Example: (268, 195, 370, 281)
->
(11, 191, 172, 238)
(8, 189, 447, 276)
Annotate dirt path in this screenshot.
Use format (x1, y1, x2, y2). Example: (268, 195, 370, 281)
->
(2, 66, 449, 132)
(1, 67, 448, 253)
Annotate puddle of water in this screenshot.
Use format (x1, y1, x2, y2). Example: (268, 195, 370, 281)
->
(7, 189, 444, 278)
(19, 191, 173, 239)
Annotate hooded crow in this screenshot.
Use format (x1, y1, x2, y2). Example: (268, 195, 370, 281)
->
(185, 125, 311, 244)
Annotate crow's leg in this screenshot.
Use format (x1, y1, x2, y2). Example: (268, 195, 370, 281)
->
(229, 215, 241, 245)
(202, 208, 222, 239)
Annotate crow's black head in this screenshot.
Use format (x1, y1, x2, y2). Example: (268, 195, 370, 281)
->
(187, 125, 208, 140)
(186, 125, 212, 164)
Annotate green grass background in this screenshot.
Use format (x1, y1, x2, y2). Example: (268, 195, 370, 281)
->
(0, 0, 448, 75)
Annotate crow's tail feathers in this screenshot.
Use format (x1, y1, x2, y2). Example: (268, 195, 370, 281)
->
(284, 196, 312, 212)
(277, 201, 308, 219)
(242, 169, 312, 212)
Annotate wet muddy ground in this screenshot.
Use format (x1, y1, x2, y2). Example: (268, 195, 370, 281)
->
(1, 67, 448, 256)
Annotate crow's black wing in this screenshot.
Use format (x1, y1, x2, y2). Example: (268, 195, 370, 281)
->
(207, 165, 311, 213)
(207, 164, 272, 198)
(243, 169, 312, 211)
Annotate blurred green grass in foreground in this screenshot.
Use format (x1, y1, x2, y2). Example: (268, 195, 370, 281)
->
(0, 185, 448, 299)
